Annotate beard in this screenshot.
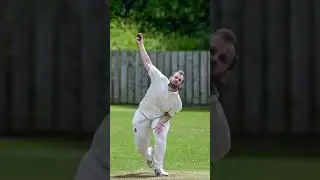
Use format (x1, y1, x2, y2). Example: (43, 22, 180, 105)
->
(211, 67, 229, 83)
(168, 82, 179, 91)
(211, 71, 222, 82)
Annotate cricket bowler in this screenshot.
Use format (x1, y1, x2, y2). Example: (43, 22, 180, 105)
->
(132, 33, 183, 176)
(210, 28, 238, 165)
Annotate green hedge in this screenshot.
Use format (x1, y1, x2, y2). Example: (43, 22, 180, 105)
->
(111, 18, 209, 50)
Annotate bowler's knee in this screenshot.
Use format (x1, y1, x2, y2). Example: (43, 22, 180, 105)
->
(134, 137, 148, 154)
(135, 143, 145, 154)
(154, 136, 166, 146)
(212, 137, 231, 163)
(221, 138, 231, 158)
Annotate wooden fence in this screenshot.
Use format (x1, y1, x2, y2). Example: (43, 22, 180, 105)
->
(3, 0, 320, 136)
(110, 51, 210, 105)
(0, 0, 109, 135)
(213, 0, 320, 135)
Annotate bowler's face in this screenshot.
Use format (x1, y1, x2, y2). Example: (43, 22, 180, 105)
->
(169, 72, 184, 89)
(210, 35, 236, 78)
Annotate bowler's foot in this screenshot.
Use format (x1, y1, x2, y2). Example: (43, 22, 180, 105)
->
(146, 147, 154, 168)
(154, 169, 169, 176)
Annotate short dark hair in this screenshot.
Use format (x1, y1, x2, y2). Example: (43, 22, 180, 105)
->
(212, 28, 239, 70)
(171, 70, 184, 76)
(176, 70, 184, 76)
(213, 28, 238, 52)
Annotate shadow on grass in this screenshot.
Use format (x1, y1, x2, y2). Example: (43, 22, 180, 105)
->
(112, 172, 155, 178)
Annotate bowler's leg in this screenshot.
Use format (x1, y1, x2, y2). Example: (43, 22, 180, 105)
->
(74, 149, 109, 180)
(151, 118, 170, 170)
(74, 115, 110, 180)
(210, 96, 231, 164)
(132, 110, 152, 160)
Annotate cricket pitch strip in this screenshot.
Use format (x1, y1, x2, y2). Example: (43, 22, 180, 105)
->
(111, 170, 210, 180)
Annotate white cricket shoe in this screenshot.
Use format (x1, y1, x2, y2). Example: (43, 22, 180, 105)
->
(154, 168, 169, 176)
(146, 147, 154, 168)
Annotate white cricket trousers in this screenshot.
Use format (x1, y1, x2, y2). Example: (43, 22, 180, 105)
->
(74, 115, 109, 180)
(211, 94, 231, 164)
(132, 109, 170, 170)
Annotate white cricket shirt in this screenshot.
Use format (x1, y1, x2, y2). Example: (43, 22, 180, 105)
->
(138, 64, 182, 119)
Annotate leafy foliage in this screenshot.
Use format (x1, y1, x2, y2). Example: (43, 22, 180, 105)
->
(111, 18, 209, 50)
(112, 0, 209, 34)
(111, 0, 210, 50)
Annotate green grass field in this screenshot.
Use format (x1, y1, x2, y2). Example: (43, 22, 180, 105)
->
(1, 105, 320, 180)
(213, 156, 320, 180)
(0, 138, 88, 180)
(110, 105, 210, 179)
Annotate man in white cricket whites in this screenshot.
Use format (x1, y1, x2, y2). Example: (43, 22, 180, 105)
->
(210, 28, 238, 167)
(133, 33, 183, 177)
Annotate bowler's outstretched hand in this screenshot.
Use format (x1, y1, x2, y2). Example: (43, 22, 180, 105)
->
(154, 122, 165, 134)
